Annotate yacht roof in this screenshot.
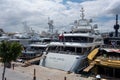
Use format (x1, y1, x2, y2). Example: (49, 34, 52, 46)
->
(63, 33, 101, 38)
(29, 43, 48, 47)
(49, 42, 96, 47)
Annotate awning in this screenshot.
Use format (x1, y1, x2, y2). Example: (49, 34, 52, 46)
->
(87, 48, 99, 60)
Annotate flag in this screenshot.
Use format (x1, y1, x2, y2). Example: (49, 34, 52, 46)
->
(59, 33, 64, 41)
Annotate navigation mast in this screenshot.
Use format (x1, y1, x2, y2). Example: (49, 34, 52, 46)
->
(80, 7, 85, 20)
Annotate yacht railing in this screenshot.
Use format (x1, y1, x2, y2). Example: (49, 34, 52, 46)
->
(48, 50, 84, 55)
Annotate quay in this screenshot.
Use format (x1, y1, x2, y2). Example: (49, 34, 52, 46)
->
(0, 62, 95, 80)
(1, 62, 119, 80)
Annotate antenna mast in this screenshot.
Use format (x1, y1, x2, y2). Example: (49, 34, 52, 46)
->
(80, 7, 85, 19)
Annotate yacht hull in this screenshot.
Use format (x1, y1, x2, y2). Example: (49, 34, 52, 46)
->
(39, 53, 87, 72)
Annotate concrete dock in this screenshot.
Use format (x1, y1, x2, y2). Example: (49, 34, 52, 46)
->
(0, 62, 95, 80)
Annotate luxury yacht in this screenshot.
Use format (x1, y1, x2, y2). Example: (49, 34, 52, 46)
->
(39, 8, 103, 73)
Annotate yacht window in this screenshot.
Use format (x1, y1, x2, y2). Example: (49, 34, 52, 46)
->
(31, 47, 37, 51)
(74, 30, 92, 33)
(47, 46, 92, 55)
(89, 38, 94, 42)
(64, 36, 93, 43)
(0, 34, 2, 37)
(82, 48, 88, 54)
(42, 39, 51, 43)
(95, 38, 102, 42)
(87, 47, 92, 51)
(108, 52, 120, 60)
(117, 41, 120, 46)
(48, 46, 57, 52)
(76, 48, 82, 53)
(64, 47, 75, 52)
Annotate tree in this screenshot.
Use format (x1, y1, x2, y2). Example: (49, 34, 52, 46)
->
(0, 41, 23, 80)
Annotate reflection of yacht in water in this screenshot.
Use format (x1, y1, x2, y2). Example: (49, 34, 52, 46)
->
(39, 8, 103, 73)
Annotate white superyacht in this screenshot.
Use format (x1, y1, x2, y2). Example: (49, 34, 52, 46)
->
(39, 8, 103, 73)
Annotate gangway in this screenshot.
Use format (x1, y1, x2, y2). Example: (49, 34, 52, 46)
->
(22, 53, 46, 67)
(83, 61, 96, 72)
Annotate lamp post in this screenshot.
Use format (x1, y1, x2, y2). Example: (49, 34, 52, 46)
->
(114, 14, 119, 37)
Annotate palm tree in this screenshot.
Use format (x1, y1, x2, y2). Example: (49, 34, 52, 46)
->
(0, 41, 23, 80)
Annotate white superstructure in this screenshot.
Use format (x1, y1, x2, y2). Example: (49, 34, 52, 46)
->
(40, 7, 103, 73)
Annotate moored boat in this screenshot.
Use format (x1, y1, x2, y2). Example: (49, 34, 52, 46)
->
(39, 7, 103, 73)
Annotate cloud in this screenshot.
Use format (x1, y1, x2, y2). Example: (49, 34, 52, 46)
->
(0, 0, 120, 33)
(80, 0, 120, 32)
(105, 0, 120, 15)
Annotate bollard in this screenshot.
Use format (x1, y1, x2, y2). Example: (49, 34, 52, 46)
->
(12, 63, 15, 70)
(64, 76, 66, 80)
(33, 68, 36, 80)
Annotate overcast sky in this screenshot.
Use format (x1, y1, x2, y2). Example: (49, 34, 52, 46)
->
(0, 0, 120, 33)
